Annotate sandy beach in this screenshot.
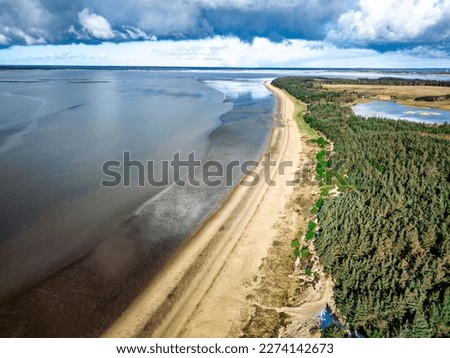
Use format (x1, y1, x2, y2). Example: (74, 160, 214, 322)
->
(103, 82, 332, 338)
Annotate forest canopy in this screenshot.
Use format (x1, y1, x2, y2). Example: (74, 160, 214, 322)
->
(273, 77, 450, 338)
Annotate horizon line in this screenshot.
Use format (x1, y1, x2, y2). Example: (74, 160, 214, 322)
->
(1, 65, 449, 71)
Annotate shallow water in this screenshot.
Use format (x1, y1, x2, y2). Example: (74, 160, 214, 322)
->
(0, 69, 275, 336)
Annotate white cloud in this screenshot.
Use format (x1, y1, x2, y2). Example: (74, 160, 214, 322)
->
(192, 0, 302, 9)
(67, 25, 90, 41)
(122, 26, 157, 41)
(0, 0, 59, 44)
(78, 8, 115, 40)
(1, 36, 449, 68)
(0, 34, 9, 45)
(397, 45, 450, 59)
(329, 0, 450, 44)
(3, 26, 45, 45)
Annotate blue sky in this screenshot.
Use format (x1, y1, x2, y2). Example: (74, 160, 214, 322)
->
(0, 0, 449, 67)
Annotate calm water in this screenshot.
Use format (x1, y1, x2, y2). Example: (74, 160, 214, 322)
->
(353, 101, 450, 124)
(0, 69, 275, 336)
(0, 67, 448, 337)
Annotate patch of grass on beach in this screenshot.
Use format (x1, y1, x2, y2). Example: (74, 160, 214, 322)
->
(293, 101, 319, 139)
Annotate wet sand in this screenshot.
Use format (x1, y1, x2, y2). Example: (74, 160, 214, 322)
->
(103, 83, 332, 338)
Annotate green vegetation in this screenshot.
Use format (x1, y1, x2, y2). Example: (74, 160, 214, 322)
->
(301, 246, 310, 259)
(312, 137, 330, 148)
(320, 185, 333, 197)
(305, 231, 315, 241)
(321, 323, 349, 338)
(291, 238, 300, 258)
(315, 198, 324, 210)
(318, 77, 450, 88)
(294, 104, 319, 138)
(415, 94, 450, 102)
(273, 77, 450, 338)
(291, 238, 300, 248)
(307, 221, 317, 231)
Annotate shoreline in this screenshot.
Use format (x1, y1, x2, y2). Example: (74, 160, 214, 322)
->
(103, 82, 328, 337)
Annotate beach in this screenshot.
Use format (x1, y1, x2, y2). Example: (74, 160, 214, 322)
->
(103, 83, 332, 338)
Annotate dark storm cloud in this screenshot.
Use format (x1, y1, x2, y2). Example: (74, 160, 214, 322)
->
(0, 0, 449, 55)
(0, 0, 351, 46)
(201, 3, 345, 42)
(0, 1, 80, 45)
(91, 0, 350, 41)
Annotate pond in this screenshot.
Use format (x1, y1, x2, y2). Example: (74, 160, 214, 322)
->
(352, 101, 450, 124)
(320, 305, 365, 338)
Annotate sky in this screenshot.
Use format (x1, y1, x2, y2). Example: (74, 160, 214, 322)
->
(0, 0, 449, 68)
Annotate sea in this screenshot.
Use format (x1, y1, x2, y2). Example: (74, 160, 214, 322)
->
(0, 67, 448, 337)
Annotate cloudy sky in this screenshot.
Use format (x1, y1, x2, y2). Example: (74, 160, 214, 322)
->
(0, 0, 449, 67)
